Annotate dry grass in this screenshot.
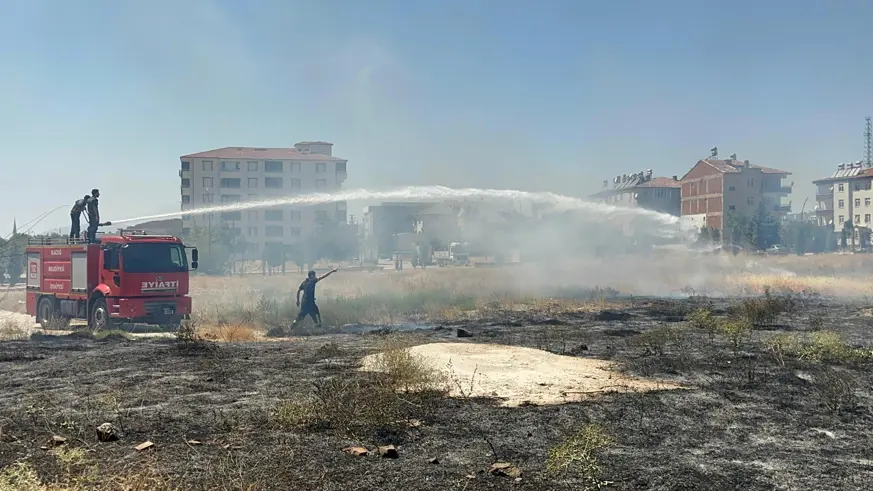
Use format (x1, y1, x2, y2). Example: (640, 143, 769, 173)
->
(0, 317, 28, 341)
(197, 322, 260, 342)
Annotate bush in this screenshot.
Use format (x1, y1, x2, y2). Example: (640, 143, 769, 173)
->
(632, 325, 690, 356)
(728, 287, 787, 326)
(767, 331, 872, 365)
(546, 424, 614, 489)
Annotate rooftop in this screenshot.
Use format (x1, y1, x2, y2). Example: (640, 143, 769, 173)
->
(181, 147, 346, 162)
(699, 158, 790, 175)
(593, 173, 680, 196)
(813, 162, 873, 183)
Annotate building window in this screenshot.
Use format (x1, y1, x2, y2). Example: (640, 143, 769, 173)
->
(290, 210, 301, 221)
(265, 177, 283, 189)
(728, 185, 736, 191)
(866, 180, 872, 190)
(855, 183, 861, 191)
(247, 210, 258, 221)
(220, 195, 241, 204)
(747, 197, 754, 205)
(728, 205, 736, 210)
(202, 194, 213, 204)
(203, 177, 214, 188)
(866, 198, 871, 206)
(315, 210, 328, 222)
(248, 227, 258, 237)
(748, 178, 754, 187)
(181, 195, 190, 204)
(316, 179, 327, 189)
(290, 162, 301, 173)
(182, 214, 192, 221)
(202, 160, 214, 171)
(221, 161, 241, 171)
(247, 161, 258, 171)
(839, 183, 845, 192)
(336, 162, 346, 172)
(181, 178, 190, 188)
(265, 160, 283, 172)
(839, 215, 845, 223)
(221, 211, 242, 221)
(866, 214, 871, 224)
(290, 179, 301, 188)
(265, 225, 283, 237)
(290, 227, 301, 237)
(855, 214, 861, 224)
(316, 163, 326, 173)
(220, 178, 241, 188)
(839, 199, 845, 209)
(264, 210, 283, 221)
(248, 178, 258, 188)
(856, 198, 861, 207)
(181, 161, 190, 171)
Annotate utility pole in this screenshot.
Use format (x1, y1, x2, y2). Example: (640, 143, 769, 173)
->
(865, 117, 872, 168)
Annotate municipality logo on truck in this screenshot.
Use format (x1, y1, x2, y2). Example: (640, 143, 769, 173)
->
(141, 276, 179, 292)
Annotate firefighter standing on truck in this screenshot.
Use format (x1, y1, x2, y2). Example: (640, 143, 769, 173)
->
(69, 194, 91, 240)
(86, 188, 100, 243)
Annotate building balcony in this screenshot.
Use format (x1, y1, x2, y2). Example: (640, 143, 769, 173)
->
(815, 208, 832, 215)
(772, 204, 791, 213)
(815, 193, 833, 202)
(763, 186, 792, 195)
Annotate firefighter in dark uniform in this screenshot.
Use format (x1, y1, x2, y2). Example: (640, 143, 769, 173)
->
(69, 194, 91, 240)
(290, 267, 338, 330)
(86, 188, 101, 243)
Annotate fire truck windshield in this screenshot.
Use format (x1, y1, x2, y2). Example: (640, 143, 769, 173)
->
(122, 243, 188, 273)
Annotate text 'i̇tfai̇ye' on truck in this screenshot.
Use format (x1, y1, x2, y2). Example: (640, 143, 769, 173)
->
(25, 229, 199, 331)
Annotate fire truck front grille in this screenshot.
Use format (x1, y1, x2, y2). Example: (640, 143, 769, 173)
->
(144, 302, 177, 316)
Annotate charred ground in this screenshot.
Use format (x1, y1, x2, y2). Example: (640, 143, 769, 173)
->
(0, 294, 871, 491)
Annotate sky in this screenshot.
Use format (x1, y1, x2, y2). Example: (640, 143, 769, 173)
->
(2, 0, 872, 235)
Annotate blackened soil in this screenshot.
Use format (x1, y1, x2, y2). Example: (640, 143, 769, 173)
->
(0, 296, 872, 490)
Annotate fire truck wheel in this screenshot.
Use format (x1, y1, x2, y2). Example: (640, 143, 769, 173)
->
(89, 297, 114, 331)
(36, 297, 69, 330)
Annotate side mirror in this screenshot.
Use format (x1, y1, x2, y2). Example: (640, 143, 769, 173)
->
(191, 261, 199, 270)
(191, 248, 199, 262)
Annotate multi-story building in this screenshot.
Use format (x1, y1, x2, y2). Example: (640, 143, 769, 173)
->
(589, 170, 681, 216)
(680, 157, 792, 231)
(813, 161, 873, 231)
(179, 141, 348, 259)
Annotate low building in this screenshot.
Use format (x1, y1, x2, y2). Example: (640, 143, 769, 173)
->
(813, 161, 873, 232)
(680, 157, 792, 231)
(590, 170, 681, 216)
(360, 202, 433, 261)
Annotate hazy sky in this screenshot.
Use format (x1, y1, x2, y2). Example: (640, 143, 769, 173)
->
(2, 0, 872, 234)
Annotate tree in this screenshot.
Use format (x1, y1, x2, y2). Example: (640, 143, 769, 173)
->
(842, 219, 855, 251)
(182, 225, 232, 275)
(746, 204, 781, 250)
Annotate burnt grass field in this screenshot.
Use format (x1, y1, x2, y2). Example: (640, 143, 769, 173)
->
(1, 293, 872, 490)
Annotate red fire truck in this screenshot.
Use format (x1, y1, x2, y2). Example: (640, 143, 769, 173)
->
(25, 231, 198, 330)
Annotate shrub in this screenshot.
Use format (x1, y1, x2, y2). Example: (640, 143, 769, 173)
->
(765, 331, 871, 365)
(546, 424, 614, 489)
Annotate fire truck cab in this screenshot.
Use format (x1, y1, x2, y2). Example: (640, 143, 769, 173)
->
(25, 231, 198, 330)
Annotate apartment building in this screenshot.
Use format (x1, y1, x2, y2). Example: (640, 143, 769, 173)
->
(179, 141, 348, 258)
(680, 157, 792, 231)
(813, 161, 873, 231)
(589, 170, 681, 216)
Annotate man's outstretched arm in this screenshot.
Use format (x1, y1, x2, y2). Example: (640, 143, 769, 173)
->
(296, 287, 302, 306)
(317, 267, 339, 282)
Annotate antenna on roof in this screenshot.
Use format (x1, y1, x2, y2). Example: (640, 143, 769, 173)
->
(710, 147, 718, 159)
(729, 153, 737, 160)
(865, 116, 872, 168)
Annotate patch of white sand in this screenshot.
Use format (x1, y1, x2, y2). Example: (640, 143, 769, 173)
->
(361, 342, 683, 407)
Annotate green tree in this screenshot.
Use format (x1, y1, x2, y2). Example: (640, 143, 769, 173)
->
(747, 203, 781, 250)
(182, 225, 232, 275)
(842, 219, 855, 251)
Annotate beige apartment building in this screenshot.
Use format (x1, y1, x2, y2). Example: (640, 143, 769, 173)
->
(179, 141, 348, 259)
(590, 170, 681, 216)
(813, 161, 873, 232)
